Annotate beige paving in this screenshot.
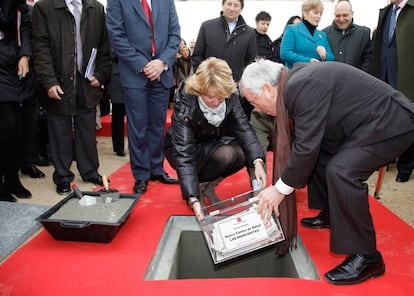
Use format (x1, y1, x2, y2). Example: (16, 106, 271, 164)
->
(18, 137, 414, 227)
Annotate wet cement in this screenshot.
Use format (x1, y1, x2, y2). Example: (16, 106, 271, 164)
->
(49, 197, 135, 223)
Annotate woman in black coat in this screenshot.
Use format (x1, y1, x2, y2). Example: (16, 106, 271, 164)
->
(165, 57, 266, 219)
(0, 0, 34, 202)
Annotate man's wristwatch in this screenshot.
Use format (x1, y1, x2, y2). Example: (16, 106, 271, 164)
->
(163, 61, 168, 71)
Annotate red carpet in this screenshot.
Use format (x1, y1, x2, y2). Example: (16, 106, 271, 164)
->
(1, 154, 414, 295)
(96, 109, 173, 137)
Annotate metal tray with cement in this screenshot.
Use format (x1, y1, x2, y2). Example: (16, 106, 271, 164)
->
(37, 192, 140, 243)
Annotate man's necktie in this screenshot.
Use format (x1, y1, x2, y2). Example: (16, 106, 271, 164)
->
(141, 0, 156, 56)
(72, 0, 82, 72)
(388, 5, 400, 42)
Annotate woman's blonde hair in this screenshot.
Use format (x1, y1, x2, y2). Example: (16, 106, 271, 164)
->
(302, 0, 324, 13)
(185, 57, 237, 99)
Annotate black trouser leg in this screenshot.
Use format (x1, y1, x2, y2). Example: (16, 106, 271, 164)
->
(111, 102, 126, 154)
(20, 99, 40, 167)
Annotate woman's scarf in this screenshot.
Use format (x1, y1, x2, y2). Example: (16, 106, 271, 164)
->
(272, 68, 297, 256)
(198, 97, 226, 127)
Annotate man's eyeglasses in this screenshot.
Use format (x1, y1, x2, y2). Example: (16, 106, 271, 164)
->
(249, 89, 263, 107)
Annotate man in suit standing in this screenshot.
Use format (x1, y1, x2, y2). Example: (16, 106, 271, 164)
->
(32, 0, 112, 194)
(322, 0, 372, 72)
(239, 59, 414, 285)
(299, 0, 373, 228)
(370, 0, 414, 183)
(191, 0, 257, 118)
(106, 0, 181, 194)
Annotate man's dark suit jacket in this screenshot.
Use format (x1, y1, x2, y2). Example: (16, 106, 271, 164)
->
(282, 62, 414, 188)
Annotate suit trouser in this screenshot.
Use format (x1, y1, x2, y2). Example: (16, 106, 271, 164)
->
(123, 82, 170, 181)
(48, 76, 99, 185)
(247, 110, 274, 181)
(0, 102, 19, 176)
(19, 98, 40, 167)
(111, 102, 126, 154)
(308, 131, 414, 254)
(396, 142, 414, 177)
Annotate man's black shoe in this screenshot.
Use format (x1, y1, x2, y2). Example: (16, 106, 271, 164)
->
(115, 151, 126, 157)
(133, 180, 147, 194)
(37, 155, 52, 166)
(324, 252, 385, 285)
(395, 174, 409, 183)
(82, 174, 107, 186)
(21, 166, 46, 178)
(300, 211, 330, 229)
(0, 191, 18, 202)
(9, 183, 32, 199)
(149, 172, 179, 184)
(56, 182, 71, 195)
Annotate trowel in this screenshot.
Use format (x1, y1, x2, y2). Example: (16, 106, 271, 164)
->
(99, 175, 120, 203)
(72, 184, 97, 206)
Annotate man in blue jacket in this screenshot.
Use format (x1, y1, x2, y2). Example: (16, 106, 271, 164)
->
(106, 0, 181, 194)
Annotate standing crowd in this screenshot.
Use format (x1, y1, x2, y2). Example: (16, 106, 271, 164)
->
(1, 0, 413, 286)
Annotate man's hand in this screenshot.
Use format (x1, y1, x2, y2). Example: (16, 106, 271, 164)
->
(89, 76, 101, 88)
(143, 59, 165, 81)
(47, 85, 64, 100)
(257, 185, 285, 219)
(17, 56, 30, 79)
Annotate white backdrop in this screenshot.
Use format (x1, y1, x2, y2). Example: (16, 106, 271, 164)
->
(98, 0, 390, 44)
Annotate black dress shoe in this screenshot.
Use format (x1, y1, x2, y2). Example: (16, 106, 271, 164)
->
(37, 155, 52, 166)
(115, 151, 126, 157)
(21, 166, 46, 178)
(149, 172, 179, 184)
(133, 180, 147, 194)
(324, 252, 385, 285)
(395, 174, 409, 183)
(0, 191, 18, 202)
(9, 182, 32, 199)
(300, 211, 330, 229)
(56, 182, 71, 195)
(82, 174, 108, 186)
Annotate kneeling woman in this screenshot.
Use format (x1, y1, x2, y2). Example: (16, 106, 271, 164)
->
(165, 57, 266, 219)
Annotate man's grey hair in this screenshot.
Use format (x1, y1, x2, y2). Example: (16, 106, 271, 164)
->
(240, 59, 285, 95)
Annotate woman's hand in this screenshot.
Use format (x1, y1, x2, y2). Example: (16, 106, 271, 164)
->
(254, 160, 267, 188)
(257, 185, 285, 219)
(188, 197, 204, 221)
(316, 45, 326, 61)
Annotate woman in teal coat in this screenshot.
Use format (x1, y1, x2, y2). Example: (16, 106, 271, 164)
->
(281, 0, 335, 69)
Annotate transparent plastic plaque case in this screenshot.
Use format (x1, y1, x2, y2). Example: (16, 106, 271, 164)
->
(199, 190, 285, 264)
